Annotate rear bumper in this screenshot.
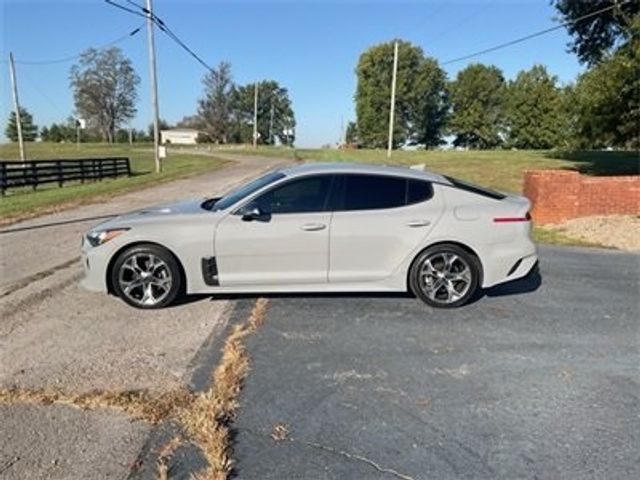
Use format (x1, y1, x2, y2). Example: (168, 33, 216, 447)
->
(480, 238, 538, 288)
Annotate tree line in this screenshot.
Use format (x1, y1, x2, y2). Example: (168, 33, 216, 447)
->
(350, 0, 639, 150)
(5, 50, 295, 146)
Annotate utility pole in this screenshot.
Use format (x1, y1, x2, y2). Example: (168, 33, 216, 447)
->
(8, 52, 26, 164)
(253, 82, 259, 148)
(387, 41, 399, 159)
(145, 0, 161, 173)
(269, 99, 274, 146)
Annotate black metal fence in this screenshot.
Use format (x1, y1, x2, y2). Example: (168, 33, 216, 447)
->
(0, 157, 131, 196)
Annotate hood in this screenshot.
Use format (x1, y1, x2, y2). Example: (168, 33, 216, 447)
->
(92, 198, 213, 230)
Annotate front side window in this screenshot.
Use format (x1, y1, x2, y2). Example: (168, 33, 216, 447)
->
(253, 175, 333, 214)
(210, 171, 286, 211)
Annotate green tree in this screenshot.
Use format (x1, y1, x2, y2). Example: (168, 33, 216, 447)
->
(198, 61, 234, 143)
(230, 80, 296, 145)
(70, 47, 139, 143)
(5, 107, 38, 142)
(355, 40, 448, 149)
(345, 121, 358, 146)
(553, 0, 639, 65)
(448, 64, 505, 149)
(570, 36, 640, 149)
(504, 65, 566, 149)
(148, 119, 172, 139)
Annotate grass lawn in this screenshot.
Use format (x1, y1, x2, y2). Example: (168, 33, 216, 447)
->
(0, 142, 226, 223)
(213, 146, 639, 194)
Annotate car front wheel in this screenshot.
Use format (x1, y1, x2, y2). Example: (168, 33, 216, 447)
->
(111, 244, 182, 309)
(410, 244, 480, 308)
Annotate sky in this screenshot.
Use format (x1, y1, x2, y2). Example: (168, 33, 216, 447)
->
(0, 0, 585, 147)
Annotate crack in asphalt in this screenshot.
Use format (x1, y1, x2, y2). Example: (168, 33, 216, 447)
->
(239, 426, 416, 480)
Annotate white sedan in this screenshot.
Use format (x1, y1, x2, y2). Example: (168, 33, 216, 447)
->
(81, 163, 538, 309)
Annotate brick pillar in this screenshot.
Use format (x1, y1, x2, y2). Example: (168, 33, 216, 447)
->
(523, 170, 581, 224)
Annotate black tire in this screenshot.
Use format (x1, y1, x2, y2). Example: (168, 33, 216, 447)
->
(409, 243, 480, 309)
(111, 243, 183, 309)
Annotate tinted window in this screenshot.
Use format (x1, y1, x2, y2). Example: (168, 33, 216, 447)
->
(338, 175, 407, 211)
(254, 176, 332, 214)
(407, 179, 433, 204)
(212, 171, 285, 211)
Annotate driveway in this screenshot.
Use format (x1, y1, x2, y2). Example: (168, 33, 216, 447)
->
(233, 246, 639, 479)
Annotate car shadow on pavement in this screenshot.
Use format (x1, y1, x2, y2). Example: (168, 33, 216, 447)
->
(176, 270, 542, 308)
(481, 269, 542, 298)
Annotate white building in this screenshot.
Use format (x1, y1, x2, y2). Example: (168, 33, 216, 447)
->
(160, 128, 200, 145)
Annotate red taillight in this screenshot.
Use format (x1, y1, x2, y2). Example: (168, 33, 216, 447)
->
(493, 213, 531, 223)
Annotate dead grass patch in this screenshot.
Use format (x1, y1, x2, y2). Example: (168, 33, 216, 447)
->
(0, 387, 193, 424)
(179, 297, 269, 480)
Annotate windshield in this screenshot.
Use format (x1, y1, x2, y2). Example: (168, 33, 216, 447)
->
(205, 171, 286, 211)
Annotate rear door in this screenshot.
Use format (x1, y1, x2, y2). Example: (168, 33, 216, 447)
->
(215, 175, 334, 286)
(328, 174, 444, 283)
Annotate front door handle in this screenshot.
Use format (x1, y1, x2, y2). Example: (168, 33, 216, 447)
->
(406, 220, 431, 228)
(300, 223, 327, 232)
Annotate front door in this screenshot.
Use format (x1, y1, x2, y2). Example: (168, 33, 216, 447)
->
(215, 175, 333, 286)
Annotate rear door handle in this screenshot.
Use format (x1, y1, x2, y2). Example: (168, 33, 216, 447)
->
(300, 223, 326, 231)
(406, 220, 431, 227)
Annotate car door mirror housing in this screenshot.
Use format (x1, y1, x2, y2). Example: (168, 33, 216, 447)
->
(239, 203, 269, 222)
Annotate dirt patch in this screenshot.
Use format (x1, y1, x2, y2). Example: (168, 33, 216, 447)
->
(542, 215, 640, 251)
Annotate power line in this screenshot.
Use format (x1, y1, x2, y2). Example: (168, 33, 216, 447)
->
(104, 0, 147, 20)
(11, 25, 143, 65)
(104, 0, 214, 72)
(441, 0, 630, 65)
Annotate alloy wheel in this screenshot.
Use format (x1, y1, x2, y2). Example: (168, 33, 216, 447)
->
(118, 253, 173, 307)
(418, 252, 472, 305)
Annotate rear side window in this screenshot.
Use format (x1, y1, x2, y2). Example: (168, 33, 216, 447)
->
(407, 179, 433, 204)
(443, 175, 506, 200)
(344, 175, 406, 210)
(330, 175, 433, 211)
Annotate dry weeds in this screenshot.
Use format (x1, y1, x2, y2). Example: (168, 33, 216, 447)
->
(181, 297, 269, 480)
(271, 423, 290, 442)
(0, 387, 193, 424)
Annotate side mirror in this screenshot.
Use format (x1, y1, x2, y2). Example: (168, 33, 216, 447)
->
(239, 203, 266, 222)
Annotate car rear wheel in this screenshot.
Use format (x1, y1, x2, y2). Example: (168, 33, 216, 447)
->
(111, 244, 182, 309)
(410, 244, 480, 308)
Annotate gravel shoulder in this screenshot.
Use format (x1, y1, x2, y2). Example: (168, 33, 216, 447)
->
(540, 215, 640, 251)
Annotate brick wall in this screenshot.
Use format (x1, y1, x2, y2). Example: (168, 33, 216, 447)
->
(523, 170, 640, 224)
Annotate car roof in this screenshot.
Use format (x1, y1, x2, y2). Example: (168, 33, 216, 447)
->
(280, 162, 449, 183)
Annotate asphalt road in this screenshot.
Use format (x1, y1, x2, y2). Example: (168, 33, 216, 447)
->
(233, 246, 639, 480)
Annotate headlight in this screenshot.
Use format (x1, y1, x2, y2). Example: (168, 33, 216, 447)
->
(86, 228, 130, 247)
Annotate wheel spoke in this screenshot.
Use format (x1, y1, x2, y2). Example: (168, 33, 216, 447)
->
(123, 280, 142, 295)
(444, 280, 461, 302)
(141, 283, 155, 305)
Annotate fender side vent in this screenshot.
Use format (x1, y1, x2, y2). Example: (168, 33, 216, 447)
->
(507, 258, 523, 276)
(201, 257, 219, 286)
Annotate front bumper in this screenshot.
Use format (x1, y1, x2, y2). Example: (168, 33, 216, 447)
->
(80, 237, 111, 293)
